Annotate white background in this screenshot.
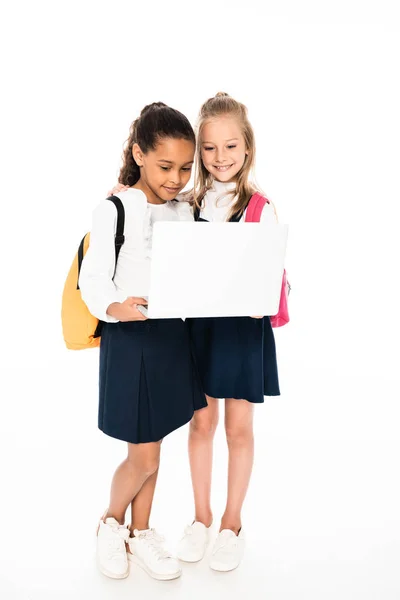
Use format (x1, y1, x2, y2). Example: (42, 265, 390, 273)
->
(1, 1, 399, 599)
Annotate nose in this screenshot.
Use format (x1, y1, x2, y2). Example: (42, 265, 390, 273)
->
(215, 148, 226, 163)
(168, 170, 181, 186)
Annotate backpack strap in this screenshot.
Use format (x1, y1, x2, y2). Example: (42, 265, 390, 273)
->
(195, 194, 269, 222)
(245, 193, 270, 223)
(77, 235, 87, 285)
(108, 195, 125, 269)
(77, 195, 125, 289)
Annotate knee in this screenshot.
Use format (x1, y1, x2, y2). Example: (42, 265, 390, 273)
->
(225, 425, 254, 448)
(127, 452, 160, 479)
(190, 412, 218, 439)
(141, 458, 160, 478)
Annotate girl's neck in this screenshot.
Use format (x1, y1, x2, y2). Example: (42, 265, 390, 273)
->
(133, 179, 167, 205)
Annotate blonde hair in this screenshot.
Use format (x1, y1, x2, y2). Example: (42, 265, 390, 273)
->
(193, 92, 257, 220)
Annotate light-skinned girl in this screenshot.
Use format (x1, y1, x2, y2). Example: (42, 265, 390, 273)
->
(176, 93, 280, 572)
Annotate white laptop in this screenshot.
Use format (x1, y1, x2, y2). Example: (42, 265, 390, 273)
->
(145, 222, 288, 319)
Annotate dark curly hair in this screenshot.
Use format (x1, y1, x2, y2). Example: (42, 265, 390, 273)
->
(119, 102, 196, 186)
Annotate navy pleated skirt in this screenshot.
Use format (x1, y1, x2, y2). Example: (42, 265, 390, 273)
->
(99, 319, 207, 444)
(187, 316, 280, 404)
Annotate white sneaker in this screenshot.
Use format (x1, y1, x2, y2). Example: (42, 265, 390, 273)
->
(209, 529, 245, 572)
(128, 528, 181, 581)
(96, 517, 130, 579)
(176, 521, 211, 562)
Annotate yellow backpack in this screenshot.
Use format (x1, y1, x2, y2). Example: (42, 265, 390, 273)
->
(61, 196, 125, 350)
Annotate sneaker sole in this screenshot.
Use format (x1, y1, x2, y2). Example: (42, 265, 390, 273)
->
(209, 561, 240, 572)
(177, 535, 210, 563)
(128, 553, 181, 581)
(177, 553, 205, 563)
(96, 557, 129, 579)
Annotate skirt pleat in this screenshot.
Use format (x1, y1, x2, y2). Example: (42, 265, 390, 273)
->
(99, 319, 207, 444)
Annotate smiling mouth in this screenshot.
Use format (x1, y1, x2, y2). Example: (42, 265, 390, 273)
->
(163, 186, 181, 192)
(214, 165, 233, 172)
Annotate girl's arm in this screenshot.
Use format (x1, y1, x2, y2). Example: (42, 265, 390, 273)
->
(260, 200, 278, 224)
(78, 200, 123, 323)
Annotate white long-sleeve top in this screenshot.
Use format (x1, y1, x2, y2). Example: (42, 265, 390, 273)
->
(199, 180, 278, 224)
(78, 188, 193, 323)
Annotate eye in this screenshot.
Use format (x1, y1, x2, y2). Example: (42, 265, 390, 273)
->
(227, 145, 237, 149)
(160, 166, 170, 171)
(182, 167, 192, 172)
(203, 147, 214, 151)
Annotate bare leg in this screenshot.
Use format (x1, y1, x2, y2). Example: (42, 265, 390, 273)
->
(188, 397, 219, 526)
(129, 467, 160, 533)
(104, 441, 161, 525)
(221, 399, 254, 534)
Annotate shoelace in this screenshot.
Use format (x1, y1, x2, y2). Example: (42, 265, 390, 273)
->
(212, 535, 238, 555)
(182, 524, 203, 546)
(136, 529, 170, 560)
(107, 525, 129, 561)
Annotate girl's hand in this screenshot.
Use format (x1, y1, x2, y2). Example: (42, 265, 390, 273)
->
(107, 183, 130, 196)
(251, 316, 264, 319)
(107, 297, 148, 321)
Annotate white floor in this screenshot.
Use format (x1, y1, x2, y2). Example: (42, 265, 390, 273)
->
(1, 349, 400, 600)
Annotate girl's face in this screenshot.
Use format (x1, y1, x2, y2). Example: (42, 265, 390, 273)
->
(133, 137, 194, 203)
(200, 116, 248, 183)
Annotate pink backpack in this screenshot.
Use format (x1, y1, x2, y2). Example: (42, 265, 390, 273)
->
(245, 193, 290, 328)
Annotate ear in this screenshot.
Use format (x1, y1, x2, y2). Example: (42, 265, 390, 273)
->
(132, 143, 144, 167)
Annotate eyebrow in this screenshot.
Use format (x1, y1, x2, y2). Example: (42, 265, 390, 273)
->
(202, 138, 239, 144)
(157, 159, 194, 165)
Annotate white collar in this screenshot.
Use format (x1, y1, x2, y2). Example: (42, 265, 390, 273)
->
(210, 179, 237, 194)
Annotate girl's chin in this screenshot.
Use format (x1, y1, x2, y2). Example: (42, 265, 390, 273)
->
(211, 167, 239, 181)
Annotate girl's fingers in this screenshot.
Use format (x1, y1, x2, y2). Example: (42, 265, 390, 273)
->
(108, 184, 127, 196)
(128, 296, 147, 305)
(132, 307, 148, 321)
(111, 184, 128, 194)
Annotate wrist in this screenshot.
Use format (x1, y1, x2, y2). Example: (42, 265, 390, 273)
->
(106, 302, 121, 318)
